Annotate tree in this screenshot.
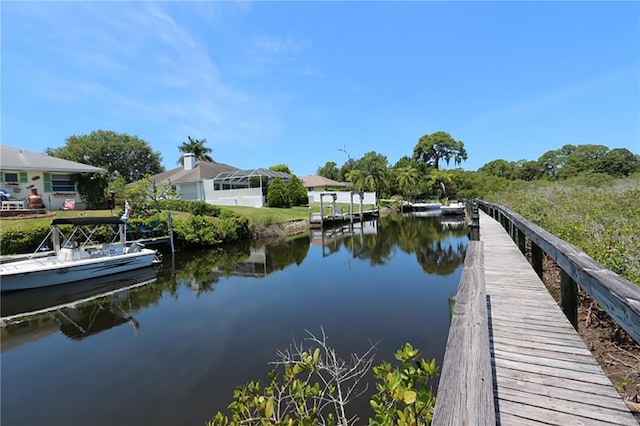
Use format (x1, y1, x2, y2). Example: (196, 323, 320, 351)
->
(266, 177, 290, 207)
(427, 169, 453, 198)
(354, 151, 390, 197)
(287, 175, 309, 206)
(413, 131, 467, 169)
(395, 164, 419, 201)
(597, 148, 640, 177)
(317, 161, 340, 180)
(478, 159, 517, 179)
(514, 159, 542, 181)
(46, 130, 164, 183)
(269, 164, 293, 174)
(558, 144, 609, 179)
(177, 136, 213, 165)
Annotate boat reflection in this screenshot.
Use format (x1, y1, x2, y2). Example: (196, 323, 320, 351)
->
(1, 267, 158, 319)
(1, 267, 157, 351)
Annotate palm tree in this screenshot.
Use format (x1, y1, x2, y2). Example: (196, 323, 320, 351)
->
(427, 169, 453, 198)
(395, 164, 418, 200)
(358, 152, 389, 195)
(177, 136, 213, 165)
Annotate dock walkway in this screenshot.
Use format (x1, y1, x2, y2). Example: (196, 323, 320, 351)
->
(480, 210, 636, 425)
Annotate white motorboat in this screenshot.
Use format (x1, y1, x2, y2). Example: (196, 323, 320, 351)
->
(0, 216, 161, 292)
(440, 201, 465, 215)
(410, 202, 442, 211)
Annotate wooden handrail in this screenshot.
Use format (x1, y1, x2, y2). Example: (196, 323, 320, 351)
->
(478, 200, 640, 343)
(432, 241, 496, 425)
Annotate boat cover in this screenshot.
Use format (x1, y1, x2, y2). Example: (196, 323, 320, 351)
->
(51, 217, 124, 226)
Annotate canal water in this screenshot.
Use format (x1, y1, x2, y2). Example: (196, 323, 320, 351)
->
(1, 213, 468, 426)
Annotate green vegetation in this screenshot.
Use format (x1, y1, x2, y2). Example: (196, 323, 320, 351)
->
(208, 334, 437, 426)
(486, 175, 640, 285)
(287, 175, 309, 206)
(177, 135, 213, 165)
(266, 177, 290, 208)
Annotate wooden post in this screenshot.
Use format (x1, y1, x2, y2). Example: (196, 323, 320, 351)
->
(560, 269, 578, 330)
(517, 228, 526, 255)
(168, 211, 175, 254)
(531, 241, 543, 279)
(350, 192, 354, 224)
(468, 203, 480, 241)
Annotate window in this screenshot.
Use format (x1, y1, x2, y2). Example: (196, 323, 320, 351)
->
(4, 173, 18, 183)
(51, 174, 76, 192)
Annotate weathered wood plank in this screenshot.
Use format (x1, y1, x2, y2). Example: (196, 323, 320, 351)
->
(491, 356, 614, 386)
(497, 386, 634, 425)
(496, 375, 629, 410)
(494, 365, 624, 399)
(489, 336, 596, 357)
(492, 348, 606, 375)
(432, 241, 496, 425)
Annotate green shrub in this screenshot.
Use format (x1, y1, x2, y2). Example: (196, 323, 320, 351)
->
(159, 199, 222, 217)
(287, 175, 309, 206)
(487, 176, 640, 285)
(266, 177, 290, 208)
(172, 215, 223, 247)
(0, 225, 50, 255)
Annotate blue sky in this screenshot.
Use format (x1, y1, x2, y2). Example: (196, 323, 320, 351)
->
(2, 1, 639, 175)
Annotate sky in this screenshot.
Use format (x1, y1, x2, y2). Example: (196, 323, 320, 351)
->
(2, 1, 639, 176)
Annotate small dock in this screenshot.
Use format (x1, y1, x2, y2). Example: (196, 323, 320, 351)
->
(433, 208, 638, 425)
(309, 209, 378, 229)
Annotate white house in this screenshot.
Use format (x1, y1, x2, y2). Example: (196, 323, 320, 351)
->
(0, 145, 106, 210)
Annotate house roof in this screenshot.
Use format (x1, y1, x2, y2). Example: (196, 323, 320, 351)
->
(149, 160, 240, 184)
(0, 145, 106, 173)
(299, 175, 350, 188)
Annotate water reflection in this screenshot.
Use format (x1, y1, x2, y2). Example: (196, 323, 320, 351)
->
(312, 214, 467, 274)
(1, 213, 469, 426)
(1, 268, 158, 352)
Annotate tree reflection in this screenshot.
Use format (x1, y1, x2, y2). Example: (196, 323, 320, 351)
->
(331, 214, 468, 275)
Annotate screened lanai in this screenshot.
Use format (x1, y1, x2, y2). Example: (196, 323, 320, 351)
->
(212, 168, 292, 191)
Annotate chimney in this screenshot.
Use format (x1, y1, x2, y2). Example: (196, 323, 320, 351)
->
(184, 153, 196, 170)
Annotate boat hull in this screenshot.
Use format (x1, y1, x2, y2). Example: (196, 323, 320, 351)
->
(440, 206, 465, 215)
(0, 250, 157, 292)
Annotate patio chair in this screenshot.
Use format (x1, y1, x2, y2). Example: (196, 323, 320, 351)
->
(61, 199, 76, 211)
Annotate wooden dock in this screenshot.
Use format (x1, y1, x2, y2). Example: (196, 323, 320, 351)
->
(308, 209, 378, 228)
(481, 210, 636, 425)
(433, 209, 637, 425)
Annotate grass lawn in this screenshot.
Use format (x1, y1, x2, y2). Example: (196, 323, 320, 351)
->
(223, 206, 310, 225)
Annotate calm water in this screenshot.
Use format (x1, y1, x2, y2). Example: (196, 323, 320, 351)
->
(1, 213, 468, 426)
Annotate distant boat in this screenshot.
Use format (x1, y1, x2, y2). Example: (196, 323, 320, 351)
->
(407, 202, 442, 211)
(0, 216, 161, 292)
(441, 202, 465, 215)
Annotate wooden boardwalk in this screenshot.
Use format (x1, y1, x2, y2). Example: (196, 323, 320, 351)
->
(480, 210, 637, 425)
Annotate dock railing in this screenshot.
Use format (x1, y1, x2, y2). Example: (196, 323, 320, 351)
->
(478, 200, 640, 343)
(432, 240, 496, 425)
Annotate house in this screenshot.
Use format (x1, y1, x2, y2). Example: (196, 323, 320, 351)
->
(147, 154, 291, 208)
(148, 154, 239, 201)
(299, 175, 350, 192)
(299, 175, 377, 205)
(0, 145, 106, 210)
